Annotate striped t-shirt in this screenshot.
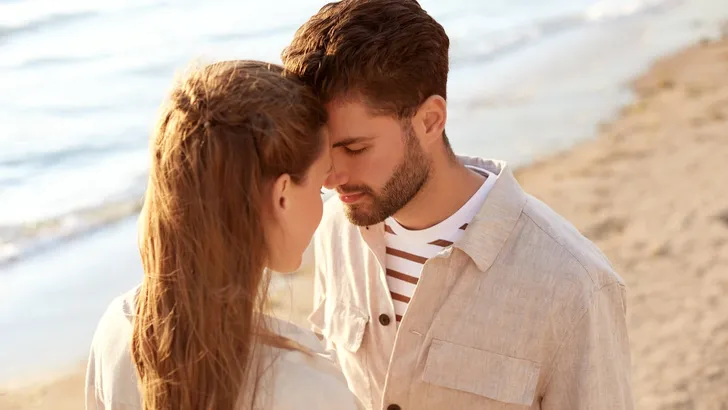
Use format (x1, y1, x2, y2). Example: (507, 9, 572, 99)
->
(384, 167, 496, 323)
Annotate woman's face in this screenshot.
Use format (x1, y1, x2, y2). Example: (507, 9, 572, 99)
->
(265, 130, 332, 273)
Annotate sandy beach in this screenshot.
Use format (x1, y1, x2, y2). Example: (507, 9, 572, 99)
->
(516, 33, 728, 409)
(1, 33, 727, 410)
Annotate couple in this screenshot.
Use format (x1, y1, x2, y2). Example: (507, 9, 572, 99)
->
(86, 1, 633, 409)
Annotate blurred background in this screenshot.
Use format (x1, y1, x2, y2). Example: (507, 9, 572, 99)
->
(1, 0, 727, 409)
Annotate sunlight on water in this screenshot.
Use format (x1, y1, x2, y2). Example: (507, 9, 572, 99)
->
(0, 0, 688, 267)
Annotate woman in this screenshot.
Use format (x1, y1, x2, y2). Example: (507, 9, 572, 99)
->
(85, 60, 359, 410)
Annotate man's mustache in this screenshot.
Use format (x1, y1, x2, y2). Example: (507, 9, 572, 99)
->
(336, 184, 375, 196)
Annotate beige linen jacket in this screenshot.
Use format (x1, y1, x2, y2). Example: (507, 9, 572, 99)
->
(310, 157, 633, 410)
(85, 288, 361, 410)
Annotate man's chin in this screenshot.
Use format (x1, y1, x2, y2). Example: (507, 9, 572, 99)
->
(343, 204, 385, 227)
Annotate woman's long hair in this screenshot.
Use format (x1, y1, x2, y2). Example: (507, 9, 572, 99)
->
(130, 60, 327, 410)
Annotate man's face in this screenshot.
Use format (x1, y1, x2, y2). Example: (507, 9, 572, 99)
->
(324, 99, 431, 226)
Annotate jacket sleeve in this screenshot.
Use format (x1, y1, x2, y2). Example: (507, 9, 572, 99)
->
(85, 343, 105, 410)
(541, 282, 634, 410)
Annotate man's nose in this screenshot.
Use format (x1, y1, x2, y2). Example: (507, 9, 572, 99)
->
(324, 164, 347, 190)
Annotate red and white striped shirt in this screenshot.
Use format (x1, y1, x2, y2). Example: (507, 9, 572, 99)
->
(384, 167, 496, 323)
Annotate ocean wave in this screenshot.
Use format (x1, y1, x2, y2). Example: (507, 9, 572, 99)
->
(0, 10, 97, 43)
(585, 0, 680, 20)
(207, 23, 302, 43)
(0, 197, 144, 268)
(9, 53, 110, 70)
(0, 141, 141, 169)
(450, 0, 681, 66)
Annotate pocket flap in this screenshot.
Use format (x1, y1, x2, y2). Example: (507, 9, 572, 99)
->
(423, 339, 540, 406)
(315, 303, 368, 353)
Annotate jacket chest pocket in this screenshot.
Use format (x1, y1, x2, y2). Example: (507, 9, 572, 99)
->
(325, 304, 368, 352)
(310, 301, 373, 407)
(422, 339, 541, 407)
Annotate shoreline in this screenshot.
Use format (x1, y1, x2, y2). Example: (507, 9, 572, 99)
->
(2, 33, 728, 410)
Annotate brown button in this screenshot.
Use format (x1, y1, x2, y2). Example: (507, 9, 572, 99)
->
(387, 405, 401, 410)
(378, 313, 391, 326)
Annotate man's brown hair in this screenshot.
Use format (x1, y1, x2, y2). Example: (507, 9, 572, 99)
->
(282, 0, 453, 152)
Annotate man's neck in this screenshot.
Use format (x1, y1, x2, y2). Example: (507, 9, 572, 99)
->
(392, 158, 485, 231)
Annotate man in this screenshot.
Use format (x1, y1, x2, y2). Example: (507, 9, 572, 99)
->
(282, 1, 633, 409)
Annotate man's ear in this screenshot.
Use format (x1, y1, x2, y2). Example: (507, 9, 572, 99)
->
(414, 95, 447, 147)
(270, 173, 292, 217)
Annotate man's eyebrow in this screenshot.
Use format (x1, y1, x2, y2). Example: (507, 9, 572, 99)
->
(332, 136, 374, 148)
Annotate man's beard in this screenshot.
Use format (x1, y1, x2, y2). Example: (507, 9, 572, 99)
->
(341, 126, 431, 226)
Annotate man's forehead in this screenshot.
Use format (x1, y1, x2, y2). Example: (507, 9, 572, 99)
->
(325, 99, 404, 146)
(325, 98, 372, 119)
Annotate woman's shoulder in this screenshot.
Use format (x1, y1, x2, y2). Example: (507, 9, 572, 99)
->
(264, 316, 361, 410)
(265, 316, 325, 353)
(87, 287, 141, 408)
(268, 356, 361, 410)
(91, 287, 138, 348)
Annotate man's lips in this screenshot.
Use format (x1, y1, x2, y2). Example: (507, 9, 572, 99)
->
(338, 192, 366, 204)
